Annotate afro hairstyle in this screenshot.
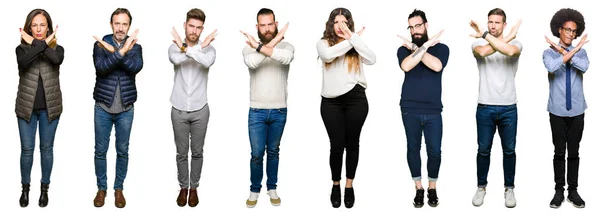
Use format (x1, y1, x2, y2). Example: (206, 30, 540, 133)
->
(550, 8, 585, 38)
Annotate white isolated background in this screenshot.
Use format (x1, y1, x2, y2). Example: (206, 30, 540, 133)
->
(0, 0, 597, 215)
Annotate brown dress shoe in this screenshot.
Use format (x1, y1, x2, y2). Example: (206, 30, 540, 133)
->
(93, 190, 107, 207)
(176, 188, 188, 207)
(115, 189, 126, 208)
(188, 188, 199, 207)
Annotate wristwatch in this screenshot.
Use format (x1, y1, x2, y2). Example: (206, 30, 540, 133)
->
(180, 43, 188, 52)
(256, 43, 263, 52)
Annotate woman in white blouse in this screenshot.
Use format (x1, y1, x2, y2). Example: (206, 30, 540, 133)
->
(317, 7, 375, 209)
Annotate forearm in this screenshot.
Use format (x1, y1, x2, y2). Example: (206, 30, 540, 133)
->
(570, 49, 589, 72)
(269, 45, 294, 65)
(543, 50, 565, 73)
(121, 48, 143, 75)
(317, 40, 352, 63)
(169, 45, 189, 65)
(16, 40, 46, 68)
(43, 45, 64, 65)
(93, 44, 123, 76)
(348, 33, 375, 64)
(486, 35, 519, 56)
(421, 52, 443, 72)
(400, 46, 428, 72)
(473, 44, 496, 58)
(187, 45, 216, 68)
(243, 46, 267, 69)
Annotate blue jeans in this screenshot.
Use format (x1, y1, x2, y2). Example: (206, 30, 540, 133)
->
(94, 105, 134, 190)
(401, 111, 442, 181)
(476, 104, 517, 188)
(248, 108, 287, 193)
(18, 110, 60, 185)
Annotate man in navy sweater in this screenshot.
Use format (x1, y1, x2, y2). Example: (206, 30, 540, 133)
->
(91, 8, 143, 208)
(397, 9, 449, 209)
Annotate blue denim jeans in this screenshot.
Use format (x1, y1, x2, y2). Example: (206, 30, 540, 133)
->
(401, 111, 442, 181)
(94, 105, 134, 190)
(248, 108, 287, 193)
(18, 110, 60, 185)
(476, 104, 517, 188)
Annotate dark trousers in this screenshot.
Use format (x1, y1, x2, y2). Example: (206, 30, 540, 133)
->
(549, 113, 584, 191)
(321, 85, 369, 181)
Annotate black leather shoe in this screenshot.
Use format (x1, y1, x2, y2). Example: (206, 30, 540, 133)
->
(427, 188, 439, 207)
(344, 187, 355, 208)
(330, 185, 341, 208)
(39, 183, 49, 207)
(20, 184, 30, 207)
(413, 188, 425, 208)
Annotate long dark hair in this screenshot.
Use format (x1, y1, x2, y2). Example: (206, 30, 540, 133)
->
(321, 8, 360, 73)
(22, 9, 54, 45)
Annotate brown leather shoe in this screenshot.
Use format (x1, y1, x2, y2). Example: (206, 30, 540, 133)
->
(188, 188, 198, 207)
(93, 190, 106, 207)
(115, 189, 126, 208)
(176, 188, 188, 207)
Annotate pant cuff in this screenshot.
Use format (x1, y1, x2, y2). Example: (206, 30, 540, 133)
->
(428, 177, 438, 182)
(412, 176, 422, 181)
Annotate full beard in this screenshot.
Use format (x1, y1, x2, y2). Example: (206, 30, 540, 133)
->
(258, 28, 279, 44)
(411, 32, 429, 47)
(186, 34, 199, 44)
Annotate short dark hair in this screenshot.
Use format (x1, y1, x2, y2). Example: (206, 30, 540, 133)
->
(110, 8, 132, 24)
(257, 8, 275, 22)
(487, 8, 506, 23)
(408, 9, 427, 23)
(186, 8, 206, 22)
(550, 8, 585, 38)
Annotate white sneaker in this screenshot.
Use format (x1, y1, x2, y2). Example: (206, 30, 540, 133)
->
(267, 189, 281, 206)
(504, 188, 517, 208)
(472, 188, 486, 207)
(246, 192, 259, 208)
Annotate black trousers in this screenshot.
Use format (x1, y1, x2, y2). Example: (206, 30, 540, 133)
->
(321, 85, 369, 181)
(549, 113, 584, 191)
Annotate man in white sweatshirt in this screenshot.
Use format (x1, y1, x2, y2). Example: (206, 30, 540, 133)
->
(168, 8, 217, 207)
(240, 8, 294, 208)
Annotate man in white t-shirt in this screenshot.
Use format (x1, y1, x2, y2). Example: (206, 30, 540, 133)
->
(468, 8, 522, 208)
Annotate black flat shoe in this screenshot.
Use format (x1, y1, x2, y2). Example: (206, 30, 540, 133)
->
(330, 185, 341, 208)
(427, 188, 439, 207)
(344, 187, 355, 208)
(413, 188, 424, 208)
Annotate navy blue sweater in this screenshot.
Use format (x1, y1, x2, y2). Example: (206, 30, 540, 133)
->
(397, 43, 449, 114)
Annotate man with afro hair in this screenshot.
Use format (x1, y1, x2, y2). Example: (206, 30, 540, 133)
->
(543, 8, 589, 209)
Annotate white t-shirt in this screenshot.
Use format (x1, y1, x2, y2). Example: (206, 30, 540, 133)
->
(472, 39, 522, 105)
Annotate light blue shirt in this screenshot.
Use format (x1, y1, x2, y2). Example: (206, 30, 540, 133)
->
(543, 45, 589, 117)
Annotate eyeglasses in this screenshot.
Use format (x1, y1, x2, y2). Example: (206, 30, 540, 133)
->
(561, 27, 577, 35)
(407, 22, 424, 31)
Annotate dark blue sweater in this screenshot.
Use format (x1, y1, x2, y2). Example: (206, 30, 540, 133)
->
(397, 43, 449, 114)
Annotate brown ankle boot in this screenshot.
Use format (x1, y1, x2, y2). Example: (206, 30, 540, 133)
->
(188, 188, 198, 207)
(93, 190, 106, 207)
(176, 188, 188, 207)
(115, 189, 126, 208)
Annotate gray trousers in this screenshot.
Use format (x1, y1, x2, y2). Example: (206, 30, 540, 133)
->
(171, 104, 210, 189)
